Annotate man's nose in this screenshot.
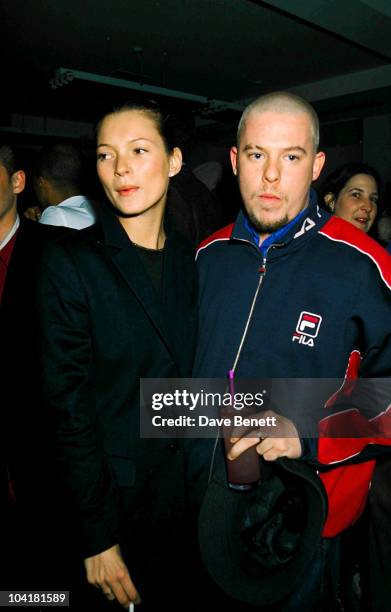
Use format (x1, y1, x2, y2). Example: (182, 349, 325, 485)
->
(263, 159, 280, 183)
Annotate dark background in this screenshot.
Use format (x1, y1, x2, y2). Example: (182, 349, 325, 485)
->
(2, 0, 391, 204)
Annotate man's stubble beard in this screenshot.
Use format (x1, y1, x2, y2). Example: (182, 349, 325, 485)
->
(246, 209, 290, 236)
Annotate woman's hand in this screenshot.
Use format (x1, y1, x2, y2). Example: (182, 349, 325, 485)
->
(84, 543, 141, 609)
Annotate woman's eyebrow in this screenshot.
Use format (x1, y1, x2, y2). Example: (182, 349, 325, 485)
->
(97, 137, 155, 147)
(347, 187, 378, 195)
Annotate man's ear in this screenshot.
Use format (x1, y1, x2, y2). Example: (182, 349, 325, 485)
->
(230, 146, 238, 176)
(312, 151, 325, 181)
(168, 147, 182, 178)
(12, 170, 26, 195)
(324, 192, 335, 211)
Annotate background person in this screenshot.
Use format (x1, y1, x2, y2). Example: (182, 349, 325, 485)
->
(32, 142, 96, 229)
(321, 161, 391, 609)
(0, 143, 73, 590)
(321, 161, 380, 233)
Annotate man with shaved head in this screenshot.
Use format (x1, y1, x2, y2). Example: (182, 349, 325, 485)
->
(231, 91, 323, 243)
(192, 92, 391, 609)
(237, 91, 320, 151)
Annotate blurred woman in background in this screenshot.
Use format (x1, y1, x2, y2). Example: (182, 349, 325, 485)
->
(321, 162, 380, 233)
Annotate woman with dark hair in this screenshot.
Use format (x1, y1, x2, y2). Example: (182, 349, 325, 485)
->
(322, 165, 390, 611)
(321, 162, 380, 233)
(37, 100, 198, 610)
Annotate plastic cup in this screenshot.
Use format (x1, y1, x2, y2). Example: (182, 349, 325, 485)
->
(221, 407, 261, 490)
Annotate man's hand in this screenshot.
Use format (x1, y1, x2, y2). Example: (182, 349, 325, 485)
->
(84, 544, 141, 609)
(228, 410, 302, 462)
(23, 206, 41, 221)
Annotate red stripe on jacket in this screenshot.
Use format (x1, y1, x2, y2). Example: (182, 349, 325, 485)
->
(320, 216, 391, 288)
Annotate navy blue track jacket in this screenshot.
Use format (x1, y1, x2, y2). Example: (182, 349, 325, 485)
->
(194, 196, 391, 536)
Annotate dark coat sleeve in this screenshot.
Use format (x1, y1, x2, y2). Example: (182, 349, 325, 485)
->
(36, 240, 121, 557)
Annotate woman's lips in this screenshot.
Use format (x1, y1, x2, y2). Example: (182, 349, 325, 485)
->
(355, 217, 369, 225)
(116, 186, 139, 197)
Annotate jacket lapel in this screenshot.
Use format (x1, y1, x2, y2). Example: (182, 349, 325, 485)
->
(98, 203, 180, 369)
(161, 226, 197, 375)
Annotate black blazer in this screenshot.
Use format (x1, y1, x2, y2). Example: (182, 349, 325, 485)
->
(37, 203, 198, 557)
(2, 219, 70, 500)
(2, 219, 74, 588)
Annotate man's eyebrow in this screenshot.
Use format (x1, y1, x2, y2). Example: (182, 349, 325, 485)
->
(242, 144, 308, 154)
(242, 144, 261, 152)
(97, 138, 154, 147)
(281, 146, 308, 154)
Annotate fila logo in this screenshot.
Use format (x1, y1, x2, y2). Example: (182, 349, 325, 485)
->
(293, 217, 315, 239)
(292, 311, 322, 348)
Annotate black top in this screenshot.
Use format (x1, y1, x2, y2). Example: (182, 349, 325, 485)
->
(131, 241, 165, 297)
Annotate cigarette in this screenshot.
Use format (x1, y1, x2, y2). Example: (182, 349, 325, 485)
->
(129, 603, 134, 612)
